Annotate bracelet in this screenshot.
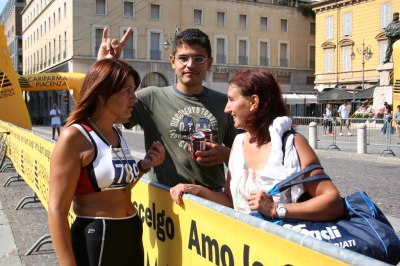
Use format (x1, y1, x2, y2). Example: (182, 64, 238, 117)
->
(138, 160, 150, 174)
(270, 202, 278, 219)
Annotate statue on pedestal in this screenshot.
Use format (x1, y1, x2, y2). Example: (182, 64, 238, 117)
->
(383, 12, 400, 64)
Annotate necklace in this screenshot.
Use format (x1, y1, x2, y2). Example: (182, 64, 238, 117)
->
(86, 118, 132, 184)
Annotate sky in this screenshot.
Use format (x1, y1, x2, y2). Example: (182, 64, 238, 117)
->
(0, 0, 7, 14)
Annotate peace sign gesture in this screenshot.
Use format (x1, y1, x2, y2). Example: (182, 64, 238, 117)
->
(97, 27, 132, 61)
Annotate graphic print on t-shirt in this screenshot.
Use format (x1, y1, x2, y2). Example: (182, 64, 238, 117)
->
(169, 106, 218, 152)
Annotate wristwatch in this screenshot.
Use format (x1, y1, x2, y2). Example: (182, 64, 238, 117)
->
(277, 203, 287, 219)
(138, 160, 151, 174)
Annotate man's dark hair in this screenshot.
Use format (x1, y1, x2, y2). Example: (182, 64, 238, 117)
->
(172, 29, 212, 57)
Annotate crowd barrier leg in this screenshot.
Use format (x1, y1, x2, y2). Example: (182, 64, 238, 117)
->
(0, 161, 14, 172)
(325, 120, 340, 151)
(25, 234, 52, 256)
(15, 192, 41, 210)
(379, 123, 395, 156)
(3, 173, 23, 187)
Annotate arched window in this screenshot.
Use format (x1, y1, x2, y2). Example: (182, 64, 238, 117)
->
(140, 72, 168, 88)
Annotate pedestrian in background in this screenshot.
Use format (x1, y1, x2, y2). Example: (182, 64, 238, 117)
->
(395, 105, 400, 144)
(49, 103, 61, 140)
(337, 100, 352, 136)
(322, 104, 333, 136)
(382, 105, 394, 135)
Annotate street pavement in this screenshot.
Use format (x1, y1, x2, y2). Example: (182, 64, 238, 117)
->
(0, 126, 399, 265)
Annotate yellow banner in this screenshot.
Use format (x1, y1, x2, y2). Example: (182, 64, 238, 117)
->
(393, 41, 400, 111)
(132, 180, 348, 265)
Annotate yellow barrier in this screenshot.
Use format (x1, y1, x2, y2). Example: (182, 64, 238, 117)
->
(393, 41, 400, 111)
(3, 120, 388, 265)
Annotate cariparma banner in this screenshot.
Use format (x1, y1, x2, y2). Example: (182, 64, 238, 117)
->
(0, 25, 85, 130)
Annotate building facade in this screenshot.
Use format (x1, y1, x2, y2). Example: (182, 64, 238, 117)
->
(312, 0, 400, 106)
(0, 0, 24, 75)
(20, 0, 316, 120)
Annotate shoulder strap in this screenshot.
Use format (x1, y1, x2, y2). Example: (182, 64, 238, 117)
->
(267, 164, 331, 195)
(281, 129, 296, 164)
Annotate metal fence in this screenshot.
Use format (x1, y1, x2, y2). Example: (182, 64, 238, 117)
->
(292, 116, 400, 156)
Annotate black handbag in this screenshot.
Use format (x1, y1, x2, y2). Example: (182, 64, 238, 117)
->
(260, 164, 400, 265)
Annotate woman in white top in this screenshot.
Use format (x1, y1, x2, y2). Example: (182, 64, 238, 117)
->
(170, 69, 344, 222)
(322, 104, 333, 136)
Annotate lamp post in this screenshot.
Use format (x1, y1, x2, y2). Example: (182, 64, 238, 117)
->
(163, 24, 180, 50)
(351, 39, 372, 90)
(350, 39, 372, 114)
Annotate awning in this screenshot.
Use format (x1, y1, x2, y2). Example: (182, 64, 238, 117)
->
(282, 93, 318, 105)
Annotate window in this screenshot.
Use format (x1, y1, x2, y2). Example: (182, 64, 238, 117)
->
(53, 38, 56, 63)
(213, 73, 229, 83)
(343, 13, 352, 36)
(64, 31, 67, 58)
(123, 29, 135, 59)
(96, 0, 106, 15)
(279, 43, 288, 67)
(381, 4, 391, 29)
(306, 77, 314, 85)
(92, 25, 109, 56)
(342, 47, 351, 71)
(310, 22, 315, 35)
(326, 17, 333, 39)
(281, 19, 288, 32)
(53, 12, 55, 26)
(238, 39, 248, 65)
(124, 0, 134, 18)
(309, 45, 315, 68)
(259, 41, 269, 66)
(260, 17, 268, 31)
(95, 28, 103, 55)
(217, 12, 225, 26)
(239, 14, 247, 29)
(194, 9, 203, 24)
(44, 21, 46, 34)
(380, 43, 388, 64)
(48, 17, 50, 31)
(150, 4, 160, 20)
(64, 2, 66, 18)
(48, 41, 51, 66)
(325, 50, 333, 72)
(216, 37, 226, 64)
(58, 35, 61, 61)
(277, 75, 290, 85)
(150, 32, 161, 60)
(58, 8, 61, 23)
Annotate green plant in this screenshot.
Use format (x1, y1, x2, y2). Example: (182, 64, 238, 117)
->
(298, 3, 315, 20)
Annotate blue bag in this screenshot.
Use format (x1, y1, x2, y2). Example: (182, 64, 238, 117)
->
(260, 164, 400, 265)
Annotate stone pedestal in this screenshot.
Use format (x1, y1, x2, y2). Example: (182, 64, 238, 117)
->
(374, 63, 393, 109)
(376, 63, 394, 86)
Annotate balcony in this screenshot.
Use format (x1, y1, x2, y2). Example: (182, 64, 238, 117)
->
(238, 56, 248, 65)
(259, 57, 269, 66)
(150, 50, 161, 60)
(280, 58, 288, 67)
(124, 49, 135, 59)
(216, 54, 226, 64)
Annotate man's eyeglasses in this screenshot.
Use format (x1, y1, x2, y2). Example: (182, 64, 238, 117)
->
(175, 56, 209, 65)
